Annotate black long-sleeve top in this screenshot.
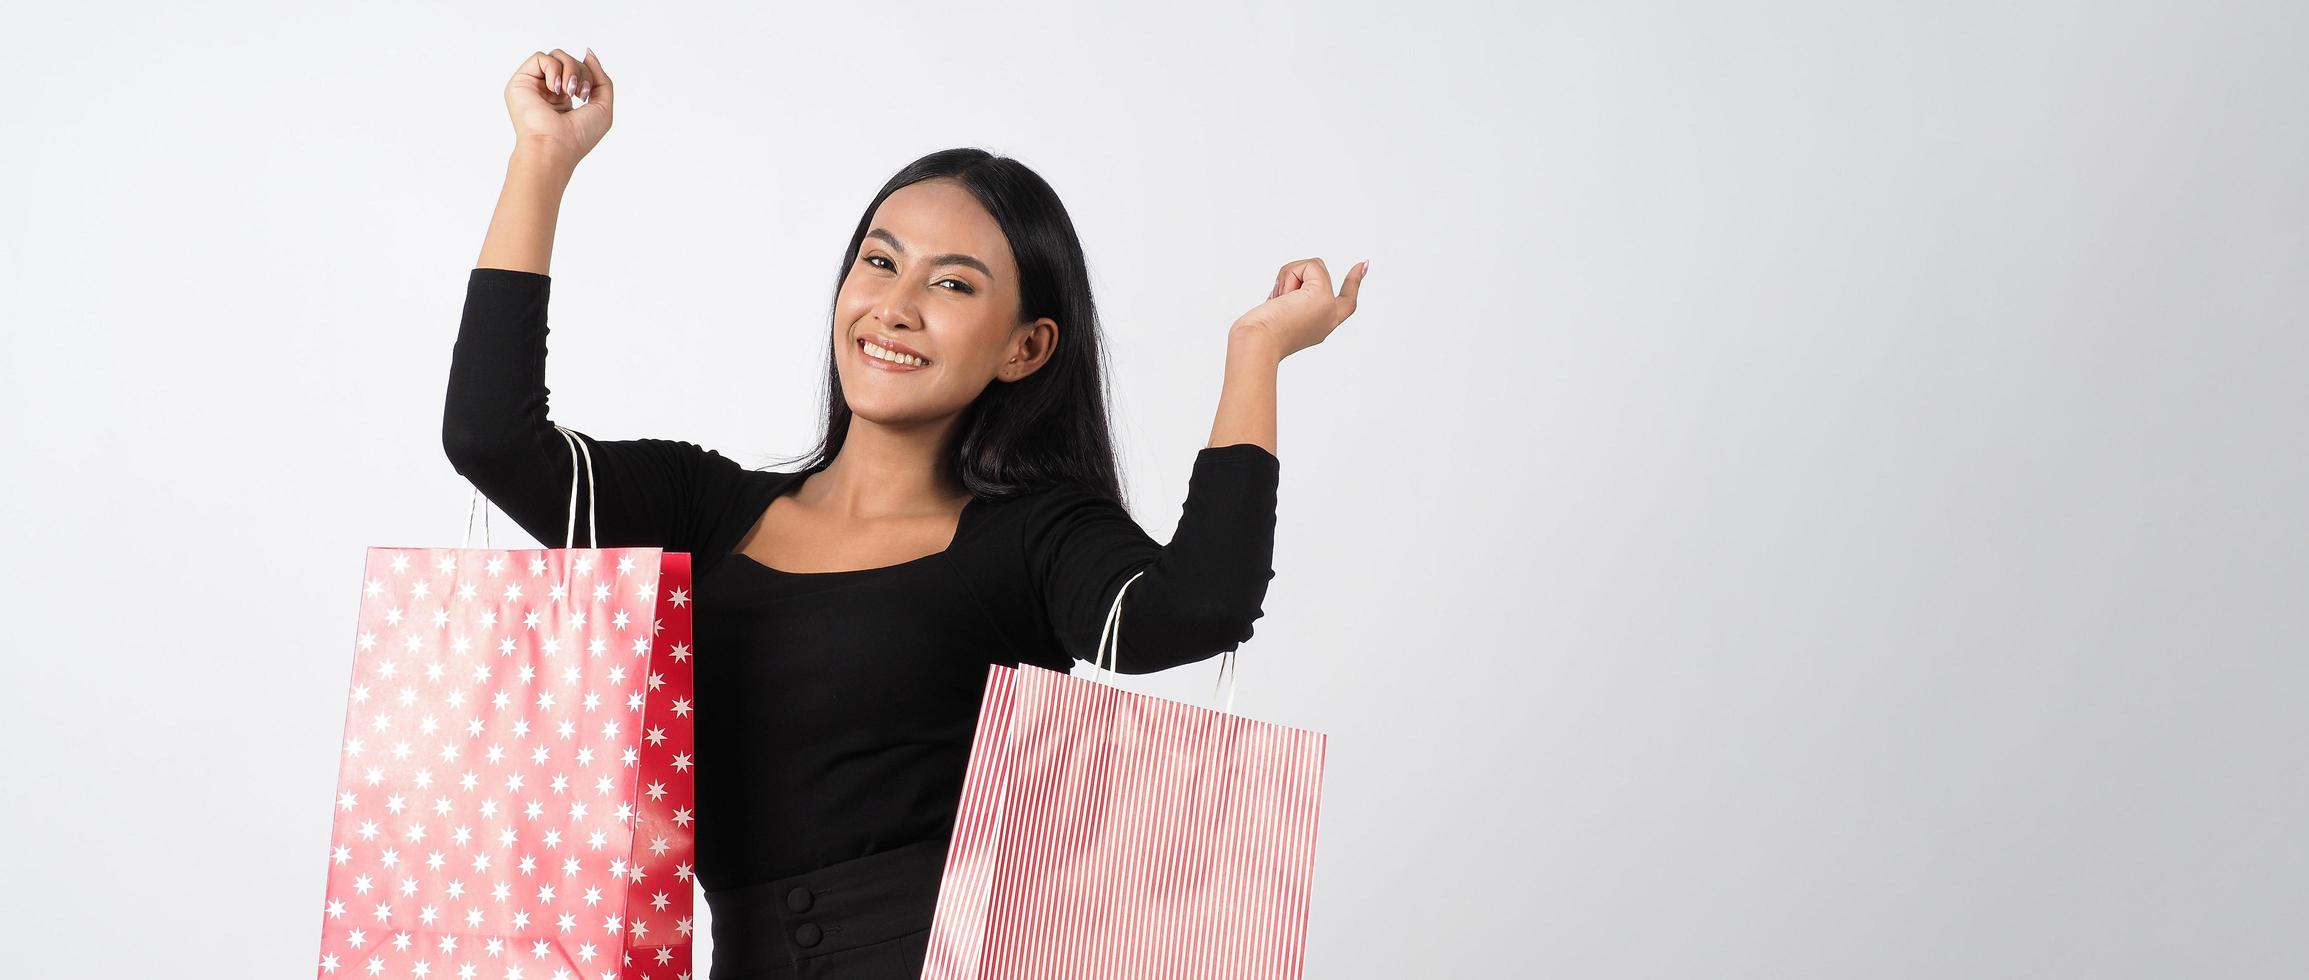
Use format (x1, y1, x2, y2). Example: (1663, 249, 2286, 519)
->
(440, 267, 1281, 893)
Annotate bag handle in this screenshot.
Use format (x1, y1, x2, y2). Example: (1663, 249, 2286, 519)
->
(557, 424, 599, 550)
(1090, 568, 1241, 715)
(460, 425, 600, 597)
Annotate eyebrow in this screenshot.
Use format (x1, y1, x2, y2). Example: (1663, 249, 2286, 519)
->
(866, 228, 995, 279)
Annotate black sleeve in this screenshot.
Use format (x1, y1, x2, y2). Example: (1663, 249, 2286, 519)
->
(441, 267, 745, 554)
(1026, 443, 1282, 675)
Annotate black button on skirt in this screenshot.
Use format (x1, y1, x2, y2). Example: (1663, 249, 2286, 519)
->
(703, 836, 947, 979)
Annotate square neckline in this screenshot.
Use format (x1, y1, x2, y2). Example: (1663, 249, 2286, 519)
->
(726, 464, 984, 578)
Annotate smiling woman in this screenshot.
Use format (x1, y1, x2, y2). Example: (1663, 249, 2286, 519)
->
(810, 174, 1093, 495)
(445, 48, 1364, 980)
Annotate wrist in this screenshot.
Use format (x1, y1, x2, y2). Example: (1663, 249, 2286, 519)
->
(1227, 323, 1286, 364)
(510, 138, 581, 176)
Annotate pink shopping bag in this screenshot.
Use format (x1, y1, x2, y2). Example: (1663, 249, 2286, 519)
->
(315, 426, 699, 979)
(922, 569, 1330, 980)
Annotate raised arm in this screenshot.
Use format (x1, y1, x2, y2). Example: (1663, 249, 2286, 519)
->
(1029, 253, 1367, 673)
(442, 50, 743, 554)
(477, 46, 608, 276)
(1028, 444, 1282, 675)
(1211, 253, 1369, 455)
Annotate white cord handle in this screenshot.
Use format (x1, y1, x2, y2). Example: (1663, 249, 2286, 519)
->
(460, 425, 599, 601)
(461, 481, 493, 551)
(553, 426, 598, 599)
(556, 424, 599, 550)
(1090, 568, 1241, 715)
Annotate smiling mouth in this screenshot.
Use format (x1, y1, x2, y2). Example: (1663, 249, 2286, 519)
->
(858, 337, 932, 369)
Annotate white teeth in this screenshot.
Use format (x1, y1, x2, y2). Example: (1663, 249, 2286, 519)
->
(862, 340, 927, 366)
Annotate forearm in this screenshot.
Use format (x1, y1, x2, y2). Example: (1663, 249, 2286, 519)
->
(1207, 326, 1282, 455)
(475, 139, 579, 275)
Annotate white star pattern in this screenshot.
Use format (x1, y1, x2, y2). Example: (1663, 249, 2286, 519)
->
(319, 546, 696, 979)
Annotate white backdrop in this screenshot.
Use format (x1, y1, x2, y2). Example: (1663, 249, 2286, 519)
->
(3, 1, 2304, 976)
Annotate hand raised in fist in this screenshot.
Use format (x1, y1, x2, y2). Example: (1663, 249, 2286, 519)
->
(504, 47, 614, 163)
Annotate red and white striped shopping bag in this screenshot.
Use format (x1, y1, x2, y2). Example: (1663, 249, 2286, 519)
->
(922, 570, 1330, 980)
(315, 427, 699, 979)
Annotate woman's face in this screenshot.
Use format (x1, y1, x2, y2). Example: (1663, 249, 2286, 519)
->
(832, 178, 1057, 430)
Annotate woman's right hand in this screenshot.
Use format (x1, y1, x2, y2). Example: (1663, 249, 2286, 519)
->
(504, 48, 613, 162)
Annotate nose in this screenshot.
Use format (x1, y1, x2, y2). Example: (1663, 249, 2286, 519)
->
(869, 292, 919, 333)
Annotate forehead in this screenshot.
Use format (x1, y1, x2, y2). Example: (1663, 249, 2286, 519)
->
(867, 180, 1014, 278)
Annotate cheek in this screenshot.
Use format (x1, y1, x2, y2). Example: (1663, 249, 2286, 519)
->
(831, 297, 870, 341)
(954, 322, 1011, 371)
(833, 277, 869, 314)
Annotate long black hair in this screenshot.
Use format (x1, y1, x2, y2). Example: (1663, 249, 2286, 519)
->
(763, 148, 1128, 508)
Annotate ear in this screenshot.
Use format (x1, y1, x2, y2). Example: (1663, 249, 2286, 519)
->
(1000, 317, 1062, 382)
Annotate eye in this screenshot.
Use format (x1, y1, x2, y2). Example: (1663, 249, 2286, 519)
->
(862, 254, 974, 294)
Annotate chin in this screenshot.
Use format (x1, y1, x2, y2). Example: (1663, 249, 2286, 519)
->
(841, 388, 937, 424)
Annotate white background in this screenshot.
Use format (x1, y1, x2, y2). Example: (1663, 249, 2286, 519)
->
(4, 1, 2304, 976)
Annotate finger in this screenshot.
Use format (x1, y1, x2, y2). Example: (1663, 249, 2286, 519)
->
(1302, 257, 1334, 294)
(547, 48, 581, 97)
(1337, 259, 1368, 314)
(1270, 261, 1299, 299)
(1294, 257, 1331, 291)
(563, 48, 593, 100)
(520, 51, 552, 90)
(581, 48, 612, 109)
(531, 51, 561, 96)
(557, 49, 590, 101)
(1277, 258, 1315, 296)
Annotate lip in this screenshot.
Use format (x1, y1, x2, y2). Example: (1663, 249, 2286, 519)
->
(857, 334, 933, 370)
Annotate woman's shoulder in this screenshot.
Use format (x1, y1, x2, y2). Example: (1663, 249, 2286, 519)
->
(709, 452, 818, 490)
(952, 479, 1114, 555)
(973, 475, 1118, 517)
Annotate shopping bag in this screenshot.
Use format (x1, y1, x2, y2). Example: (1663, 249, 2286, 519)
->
(316, 426, 699, 979)
(921, 569, 1330, 980)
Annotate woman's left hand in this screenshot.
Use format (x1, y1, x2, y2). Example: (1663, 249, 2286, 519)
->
(1232, 257, 1369, 359)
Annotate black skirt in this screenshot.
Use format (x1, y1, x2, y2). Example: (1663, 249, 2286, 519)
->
(703, 836, 947, 979)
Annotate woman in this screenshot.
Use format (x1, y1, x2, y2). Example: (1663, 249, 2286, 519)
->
(443, 48, 1368, 979)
